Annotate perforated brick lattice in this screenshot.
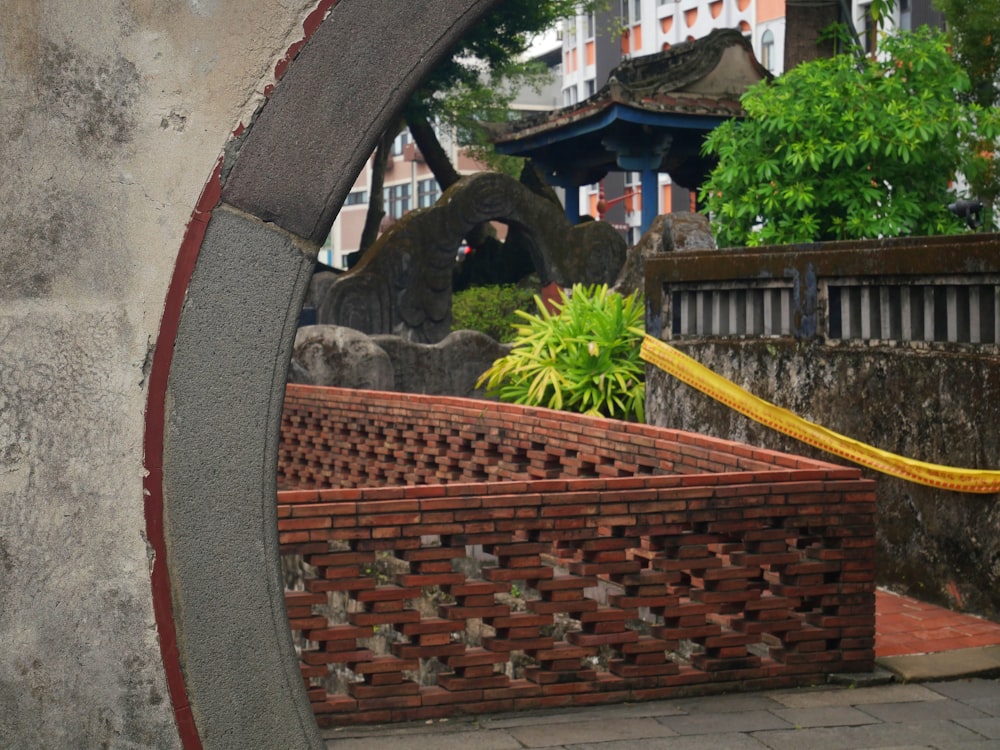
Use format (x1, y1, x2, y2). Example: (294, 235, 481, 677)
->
(278, 385, 876, 725)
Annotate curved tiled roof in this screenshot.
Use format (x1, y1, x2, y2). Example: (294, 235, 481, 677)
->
(491, 28, 768, 146)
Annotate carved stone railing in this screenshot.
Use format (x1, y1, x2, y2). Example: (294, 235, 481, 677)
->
(647, 233, 1000, 345)
(278, 385, 876, 726)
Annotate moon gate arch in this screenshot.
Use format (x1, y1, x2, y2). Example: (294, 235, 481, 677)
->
(145, 2, 501, 747)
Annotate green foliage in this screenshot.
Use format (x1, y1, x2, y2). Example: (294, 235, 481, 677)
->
(933, 0, 1000, 107)
(408, 0, 607, 152)
(477, 284, 646, 422)
(451, 284, 537, 343)
(934, 0, 1000, 228)
(700, 27, 981, 247)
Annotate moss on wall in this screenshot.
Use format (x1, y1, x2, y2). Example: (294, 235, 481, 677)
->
(647, 339, 1000, 619)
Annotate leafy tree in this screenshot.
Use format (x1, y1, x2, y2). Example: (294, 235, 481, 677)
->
(934, 0, 1000, 229)
(933, 0, 1000, 107)
(699, 27, 984, 247)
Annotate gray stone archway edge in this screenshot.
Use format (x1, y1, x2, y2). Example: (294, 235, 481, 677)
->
(148, 1, 501, 747)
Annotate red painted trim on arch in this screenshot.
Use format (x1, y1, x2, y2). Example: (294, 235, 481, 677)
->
(141, 4, 337, 744)
(142, 156, 222, 750)
(268, 0, 338, 96)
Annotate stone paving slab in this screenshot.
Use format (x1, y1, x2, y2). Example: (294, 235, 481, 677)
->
(770, 705, 879, 728)
(660, 693, 787, 714)
(657, 709, 790, 735)
(751, 718, 986, 750)
(323, 679, 1000, 750)
(768, 683, 946, 708)
(324, 727, 522, 750)
(506, 718, 676, 747)
(567, 734, 771, 750)
(927, 679, 1000, 716)
(481, 702, 686, 728)
(855, 697, 990, 723)
(956, 717, 1000, 740)
(879, 646, 1000, 682)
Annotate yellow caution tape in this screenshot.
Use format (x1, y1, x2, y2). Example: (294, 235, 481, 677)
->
(640, 335, 1000, 494)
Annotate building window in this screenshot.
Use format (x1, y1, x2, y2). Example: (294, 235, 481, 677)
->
(630, 0, 642, 25)
(564, 17, 576, 43)
(899, 0, 911, 30)
(760, 29, 775, 73)
(585, 12, 596, 39)
(383, 183, 411, 218)
(417, 178, 440, 208)
(391, 130, 411, 156)
(344, 190, 367, 206)
(585, 78, 596, 97)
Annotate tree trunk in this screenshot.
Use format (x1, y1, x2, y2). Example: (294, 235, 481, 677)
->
(359, 120, 401, 254)
(407, 111, 492, 251)
(407, 112, 461, 190)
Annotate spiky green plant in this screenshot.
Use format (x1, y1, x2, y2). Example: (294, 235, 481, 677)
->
(477, 284, 645, 421)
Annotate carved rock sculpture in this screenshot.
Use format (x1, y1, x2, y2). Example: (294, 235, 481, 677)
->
(318, 172, 626, 343)
(370, 329, 510, 398)
(289, 325, 395, 391)
(613, 211, 716, 297)
(289, 325, 509, 399)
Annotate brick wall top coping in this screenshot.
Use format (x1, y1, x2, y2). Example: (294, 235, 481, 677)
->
(280, 383, 862, 493)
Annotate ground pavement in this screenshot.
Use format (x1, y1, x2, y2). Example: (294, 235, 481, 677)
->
(323, 589, 1000, 749)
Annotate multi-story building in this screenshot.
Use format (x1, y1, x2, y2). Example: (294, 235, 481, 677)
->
(320, 127, 479, 270)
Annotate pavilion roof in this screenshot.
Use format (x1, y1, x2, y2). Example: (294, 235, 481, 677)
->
(490, 28, 770, 189)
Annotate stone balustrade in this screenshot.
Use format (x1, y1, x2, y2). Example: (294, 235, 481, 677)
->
(649, 232, 1000, 345)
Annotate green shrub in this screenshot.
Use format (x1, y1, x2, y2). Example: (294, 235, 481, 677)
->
(477, 284, 645, 422)
(700, 27, 979, 246)
(451, 284, 537, 343)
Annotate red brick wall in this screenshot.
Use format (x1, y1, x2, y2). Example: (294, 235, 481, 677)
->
(278, 385, 877, 725)
(280, 385, 826, 489)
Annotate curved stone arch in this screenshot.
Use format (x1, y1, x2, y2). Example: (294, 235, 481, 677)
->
(145, 1, 500, 747)
(319, 172, 627, 342)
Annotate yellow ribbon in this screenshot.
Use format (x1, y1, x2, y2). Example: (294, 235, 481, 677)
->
(640, 335, 1000, 494)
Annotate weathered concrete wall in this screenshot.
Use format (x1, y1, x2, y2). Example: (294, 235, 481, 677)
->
(1, 2, 319, 746)
(1, 1, 496, 747)
(647, 339, 1000, 619)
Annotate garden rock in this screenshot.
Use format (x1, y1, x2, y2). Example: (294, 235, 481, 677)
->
(317, 171, 626, 343)
(371, 329, 510, 398)
(289, 325, 394, 390)
(290, 325, 508, 398)
(614, 212, 716, 297)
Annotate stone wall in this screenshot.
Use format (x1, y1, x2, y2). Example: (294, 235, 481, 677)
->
(644, 235, 1000, 620)
(1, 2, 321, 746)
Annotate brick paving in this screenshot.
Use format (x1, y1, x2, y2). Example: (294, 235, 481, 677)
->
(876, 589, 1000, 658)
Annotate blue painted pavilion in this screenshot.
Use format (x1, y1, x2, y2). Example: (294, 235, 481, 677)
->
(491, 28, 770, 235)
